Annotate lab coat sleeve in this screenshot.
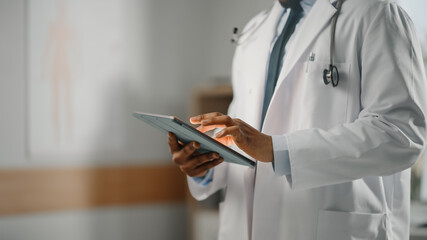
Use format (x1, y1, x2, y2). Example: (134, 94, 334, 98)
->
(286, 3, 427, 190)
(187, 162, 229, 200)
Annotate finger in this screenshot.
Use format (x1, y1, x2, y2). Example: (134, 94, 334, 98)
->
(177, 140, 185, 147)
(215, 126, 239, 138)
(201, 115, 234, 127)
(214, 126, 239, 146)
(214, 136, 235, 146)
(192, 152, 201, 158)
(168, 132, 180, 153)
(193, 158, 224, 175)
(184, 157, 224, 177)
(197, 124, 226, 133)
(190, 112, 223, 124)
(180, 165, 207, 178)
(172, 141, 200, 165)
(182, 152, 220, 170)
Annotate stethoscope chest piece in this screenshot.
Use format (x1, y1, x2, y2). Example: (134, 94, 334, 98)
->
(323, 64, 339, 87)
(322, 0, 344, 88)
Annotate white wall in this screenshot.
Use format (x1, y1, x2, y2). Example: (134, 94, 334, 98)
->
(0, 0, 269, 168)
(1, 0, 211, 167)
(0, 0, 268, 239)
(0, 0, 26, 167)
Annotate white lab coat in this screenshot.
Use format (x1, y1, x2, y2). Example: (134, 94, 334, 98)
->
(188, 0, 427, 239)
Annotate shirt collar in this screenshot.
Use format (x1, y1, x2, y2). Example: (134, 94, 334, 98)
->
(279, 0, 317, 13)
(299, 0, 316, 13)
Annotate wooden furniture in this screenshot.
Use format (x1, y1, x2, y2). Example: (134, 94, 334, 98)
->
(0, 165, 186, 216)
(192, 85, 233, 116)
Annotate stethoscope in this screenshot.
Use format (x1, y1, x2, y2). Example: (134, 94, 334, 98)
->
(230, 2, 274, 46)
(231, 0, 344, 88)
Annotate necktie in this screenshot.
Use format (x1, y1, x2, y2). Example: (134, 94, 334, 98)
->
(260, 5, 303, 129)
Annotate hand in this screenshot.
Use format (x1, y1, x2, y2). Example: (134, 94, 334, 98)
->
(190, 112, 273, 163)
(168, 132, 224, 177)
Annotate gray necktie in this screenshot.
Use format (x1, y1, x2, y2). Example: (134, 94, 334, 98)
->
(260, 5, 303, 129)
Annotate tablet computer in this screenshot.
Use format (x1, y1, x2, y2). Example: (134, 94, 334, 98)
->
(132, 112, 255, 168)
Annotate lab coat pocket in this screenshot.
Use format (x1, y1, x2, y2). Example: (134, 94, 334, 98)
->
(317, 210, 387, 240)
(298, 61, 351, 129)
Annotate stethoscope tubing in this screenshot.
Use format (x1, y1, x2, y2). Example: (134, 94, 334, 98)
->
(329, 0, 343, 68)
(232, 0, 344, 87)
(231, 2, 275, 46)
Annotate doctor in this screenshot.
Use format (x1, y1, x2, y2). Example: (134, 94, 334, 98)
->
(168, 0, 427, 239)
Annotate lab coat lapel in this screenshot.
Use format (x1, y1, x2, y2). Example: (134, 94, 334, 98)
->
(276, 0, 337, 88)
(236, 1, 284, 129)
(261, 0, 337, 133)
(253, 1, 288, 85)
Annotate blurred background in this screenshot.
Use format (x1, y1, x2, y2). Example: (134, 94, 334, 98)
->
(0, 0, 426, 239)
